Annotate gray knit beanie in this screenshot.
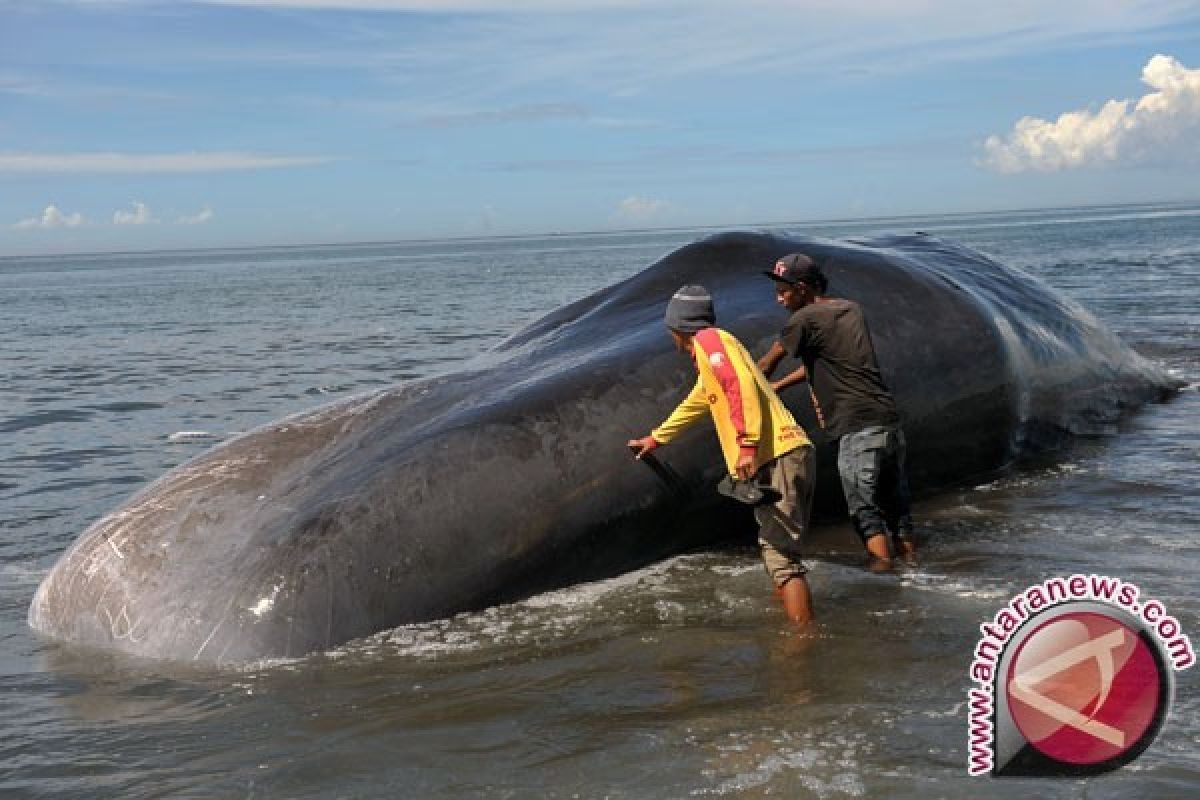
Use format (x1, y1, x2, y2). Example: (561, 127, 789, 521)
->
(665, 284, 715, 333)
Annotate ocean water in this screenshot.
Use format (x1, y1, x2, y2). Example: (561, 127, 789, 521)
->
(2, 203, 1198, 798)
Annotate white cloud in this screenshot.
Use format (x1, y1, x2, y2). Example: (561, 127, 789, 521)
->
(198, 2, 1197, 80)
(14, 205, 86, 230)
(178, 206, 215, 225)
(41, 2, 1193, 148)
(31, 3, 1200, 81)
(113, 200, 156, 225)
(417, 103, 589, 128)
(615, 196, 669, 222)
(78, 1, 1187, 115)
(0, 151, 335, 174)
(0, 73, 47, 97)
(981, 55, 1200, 173)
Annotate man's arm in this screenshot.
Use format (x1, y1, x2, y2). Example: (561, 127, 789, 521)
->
(627, 378, 708, 458)
(758, 339, 809, 393)
(757, 340, 786, 378)
(771, 365, 808, 393)
(765, 361, 824, 429)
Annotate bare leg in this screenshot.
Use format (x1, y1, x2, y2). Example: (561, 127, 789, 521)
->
(779, 576, 814, 625)
(892, 534, 917, 565)
(863, 532, 893, 571)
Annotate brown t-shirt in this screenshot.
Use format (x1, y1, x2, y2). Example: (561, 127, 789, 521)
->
(780, 298, 899, 439)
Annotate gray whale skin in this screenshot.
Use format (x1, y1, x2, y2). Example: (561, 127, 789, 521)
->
(29, 232, 1176, 664)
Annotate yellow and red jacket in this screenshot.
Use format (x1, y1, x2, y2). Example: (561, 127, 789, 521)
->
(651, 327, 810, 476)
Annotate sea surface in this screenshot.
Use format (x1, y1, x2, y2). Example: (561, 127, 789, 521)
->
(2, 203, 1198, 798)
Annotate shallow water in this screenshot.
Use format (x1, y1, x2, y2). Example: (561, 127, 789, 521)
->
(2, 204, 1198, 798)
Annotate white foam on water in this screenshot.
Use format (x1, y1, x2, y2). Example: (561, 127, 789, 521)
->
(333, 553, 723, 661)
(2, 564, 50, 586)
(921, 701, 965, 719)
(692, 729, 868, 798)
(520, 558, 677, 610)
(234, 656, 304, 672)
(865, 608, 911, 618)
(707, 564, 761, 577)
(973, 461, 1091, 492)
(653, 599, 688, 622)
(261, 550, 793, 665)
(712, 588, 758, 612)
(166, 430, 219, 442)
(898, 570, 1011, 600)
(1139, 533, 1195, 552)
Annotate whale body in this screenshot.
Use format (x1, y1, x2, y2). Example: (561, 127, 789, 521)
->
(29, 232, 1176, 664)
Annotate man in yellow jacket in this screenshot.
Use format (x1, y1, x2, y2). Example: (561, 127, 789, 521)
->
(628, 285, 816, 624)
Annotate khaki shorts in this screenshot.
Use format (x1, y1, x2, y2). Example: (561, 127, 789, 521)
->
(754, 444, 815, 587)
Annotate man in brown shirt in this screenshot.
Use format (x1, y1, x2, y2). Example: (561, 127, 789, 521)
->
(758, 253, 917, 569)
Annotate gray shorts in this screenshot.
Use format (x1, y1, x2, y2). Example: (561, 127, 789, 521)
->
(754, 445, 815, 587)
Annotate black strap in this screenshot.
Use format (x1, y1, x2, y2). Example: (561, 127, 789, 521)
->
(715, 474, 781, 505)
(756, 506, 807, 561)
(717, 476, 805, 560)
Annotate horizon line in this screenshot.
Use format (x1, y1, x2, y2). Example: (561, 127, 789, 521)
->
(4, 198, 1198, 261)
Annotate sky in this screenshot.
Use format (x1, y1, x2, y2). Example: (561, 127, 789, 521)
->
(2, 0, 1200, 255)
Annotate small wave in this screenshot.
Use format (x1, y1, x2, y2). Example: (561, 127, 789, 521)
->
(693, 729, 868, 798)
(865, 608, 911, 618)
(972, 461, 1090, 492)
(231, 655, 306, 674)
(921, 701, 965, 719)
(88, 402, 165, 413)
(167, 431, 219, 443)
(0, 409, 94, 433)
(303, 385, 354, 396)
(324, 554, 732, 662)
(912, 205, 1200, 235)
(3, 564, 50, 586)
(898, 570, 1011, 600)
(707, 564, 761, 577)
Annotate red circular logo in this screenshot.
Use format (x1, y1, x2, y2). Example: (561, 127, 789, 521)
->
(1005, 611, 1164, 766)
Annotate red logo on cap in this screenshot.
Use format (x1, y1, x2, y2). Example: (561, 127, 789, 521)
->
(1005, 612, 1164, 766)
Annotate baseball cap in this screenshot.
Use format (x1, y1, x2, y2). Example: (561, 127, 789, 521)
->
(764, 253, 826, 291)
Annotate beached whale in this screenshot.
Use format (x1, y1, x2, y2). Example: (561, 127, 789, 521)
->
(28, 232, 1176, 664)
